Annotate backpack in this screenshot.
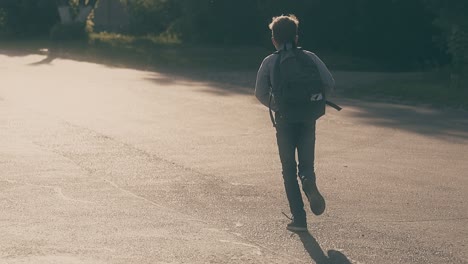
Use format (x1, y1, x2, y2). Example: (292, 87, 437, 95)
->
(269, 47, 326, 126)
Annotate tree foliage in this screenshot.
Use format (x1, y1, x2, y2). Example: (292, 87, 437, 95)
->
(425, 0, 468, 79)
(1, 0, 466, 71)
(121, 0, 178, 35)
(0, 0, 96, 39)
(0, 0, 59, 38)
(118, 0, 442, 67)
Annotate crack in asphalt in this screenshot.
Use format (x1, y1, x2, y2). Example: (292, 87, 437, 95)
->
(21, 119, 318, 263)
(3, 179, 95, 204)
(5, 111, 464, 263)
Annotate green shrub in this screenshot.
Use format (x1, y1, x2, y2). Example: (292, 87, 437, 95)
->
(122, 0, 179, 36)
(345, 72, 468, 108)
(0, 0, 59, 38)
(0, 8, 7, 35)
(425, 0, 468, 88)
(50, 22, 89, 42)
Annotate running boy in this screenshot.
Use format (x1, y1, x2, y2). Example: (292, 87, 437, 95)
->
(255, 14, 335, 232)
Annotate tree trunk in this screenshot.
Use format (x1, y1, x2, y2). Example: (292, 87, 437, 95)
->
(76, 6, 93, 23)
(57, 6, 72, 24)
(56, 0, 98, 24)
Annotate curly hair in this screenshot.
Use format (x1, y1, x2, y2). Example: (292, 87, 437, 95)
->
(268, 14, 299, 45)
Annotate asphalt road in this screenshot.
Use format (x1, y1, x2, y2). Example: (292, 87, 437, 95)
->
(1, 54, 467, 264)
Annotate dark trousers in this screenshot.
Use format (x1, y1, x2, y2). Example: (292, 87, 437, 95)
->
(275, 121, 316, 219)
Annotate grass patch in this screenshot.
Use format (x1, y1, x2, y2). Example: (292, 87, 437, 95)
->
(319, 53, 388, 72)
(86, 32, 270, 71)
(0, 38, 51, 55)
(86, 33, 386, 71)
(91, 32, 181, 46)
(344, 73, 468, 109)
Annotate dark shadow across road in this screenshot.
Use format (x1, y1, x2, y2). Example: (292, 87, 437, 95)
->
(335, 98, 468, 141)
(295, 231, 352, 264)
(144, 69, 468, 142)
(4, 47, 467, 142)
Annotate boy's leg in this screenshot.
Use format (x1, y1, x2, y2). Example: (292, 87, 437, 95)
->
(297, 122, 326, 216)
(297, 122, 316, 181)
(276, 123, 306, 224)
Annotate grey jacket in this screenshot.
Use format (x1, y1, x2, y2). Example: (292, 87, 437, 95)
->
(254, 49, 335, 112)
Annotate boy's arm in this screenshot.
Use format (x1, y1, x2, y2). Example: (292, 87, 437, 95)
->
(255, 56, 277, 110)
(307, 52, 335, 97)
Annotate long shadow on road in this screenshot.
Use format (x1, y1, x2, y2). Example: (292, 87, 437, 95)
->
(296, 232, 352, 264)
(7, 50, 468, 141)
(335, 98, 468, 141)
(143, 69, 468, 142)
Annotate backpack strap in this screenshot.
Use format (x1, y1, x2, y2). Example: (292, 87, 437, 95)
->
(296, 48, 343, 111)
(269, 92, 276, 127)
(269, 51, 282, 127)
(326, 101, 342, 111)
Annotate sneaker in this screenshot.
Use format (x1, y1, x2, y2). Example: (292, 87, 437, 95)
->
(286, 217, 308, 232)
(302, 178, 326, 215)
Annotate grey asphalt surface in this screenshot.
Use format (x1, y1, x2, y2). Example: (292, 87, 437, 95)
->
(1, 54, 467, 264)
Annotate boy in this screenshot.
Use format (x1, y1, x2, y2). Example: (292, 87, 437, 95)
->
(255, 14, 335, 232)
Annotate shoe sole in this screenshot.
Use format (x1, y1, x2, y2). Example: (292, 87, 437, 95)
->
(303, 179, 326, 216)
